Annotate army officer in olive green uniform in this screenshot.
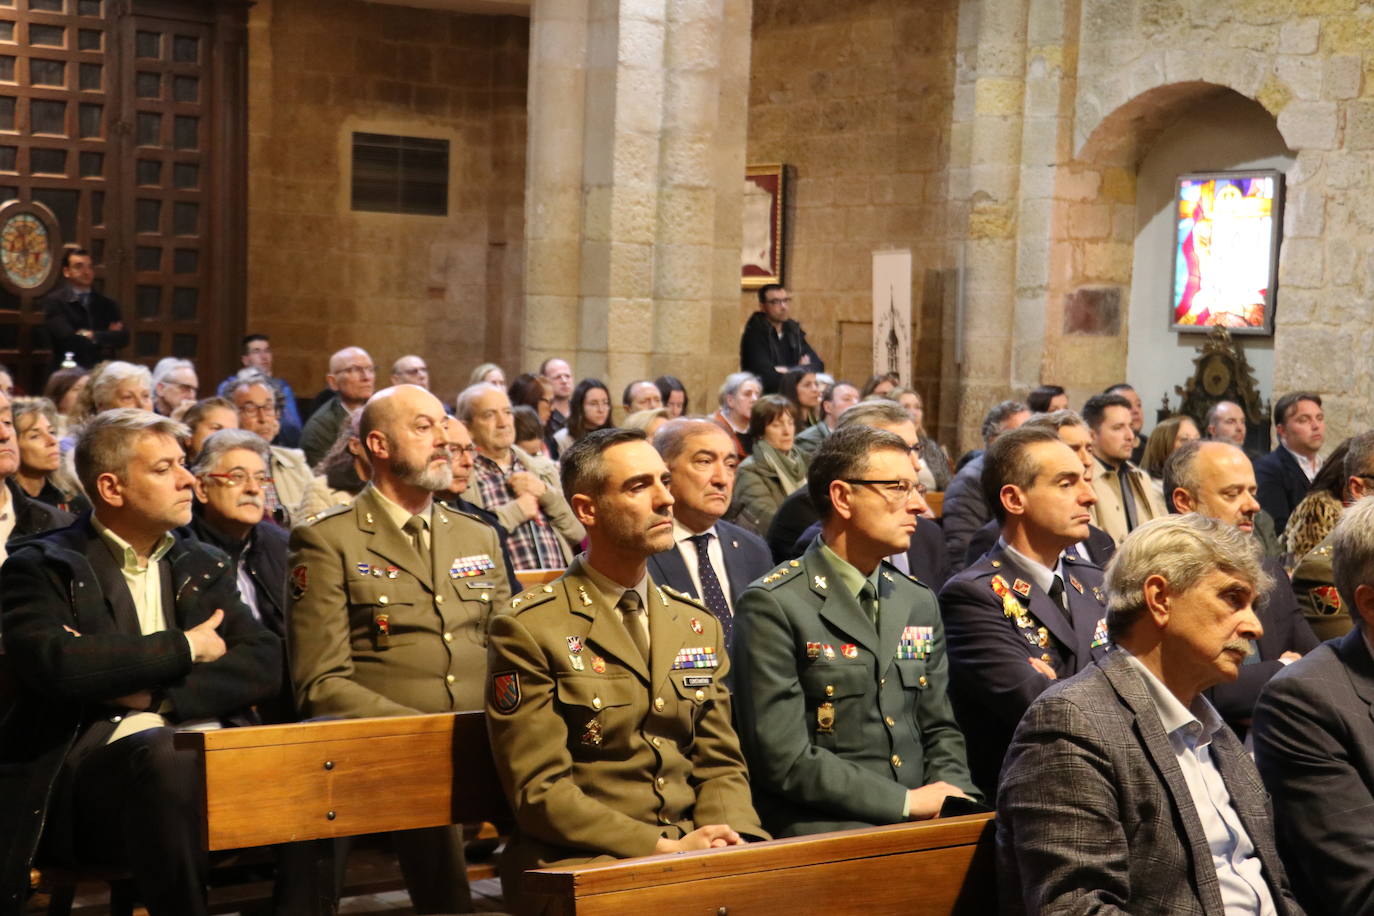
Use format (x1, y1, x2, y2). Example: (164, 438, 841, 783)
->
(733, 425, 979, 837)
(486, 429, 766, 915)
(289, 385, 512, 914)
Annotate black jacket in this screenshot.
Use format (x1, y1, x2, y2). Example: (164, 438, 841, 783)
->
(739, 311, 824, 393)
(0, 518, 281, 908)
(1255, 446, 1312, 536)
(38, 285, 128, 369)
(963, 518, 1117, 570)
(5, 477, 73, 549)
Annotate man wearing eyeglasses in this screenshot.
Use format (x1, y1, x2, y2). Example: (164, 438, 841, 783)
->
(938, 425, 1107, 797)
(739, 284, 824, 394)
(186, 428, 293, 721)
(732, 425, 979, 837)
(300, 347, 376, 466)
(229, 372, 313, 526)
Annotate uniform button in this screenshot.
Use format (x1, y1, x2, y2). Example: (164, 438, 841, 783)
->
(694, 689, 705, 702)
(544, 585, 554, 593)
(880, 677, 886, 687)
(824, 685, 834, 697)
(659, 814, 670, 825)
(885, 716, 895, 727)
(378, 595, 389, 605)
(891, 754, 903, 767)
(654, 697, 665, 711)
(918, 676, 928, 688)
(656, 776, 665, 788)
(445, 674, 455, 684)
(443, 632, 453, 643)
(435, 595, 444, 604)
(592, 697, 602, 710)
(111, 715, 122, 723)
(651, 736, 662, 747)
(480, 593, 490, 602)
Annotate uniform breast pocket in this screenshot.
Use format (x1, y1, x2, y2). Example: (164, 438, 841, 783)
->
(555, 674, 638, 754)
(347, 579, 414, 650)
(798, 663, 869, 748)
(894, 659, 929, 691)
(668, 671, 716, 732)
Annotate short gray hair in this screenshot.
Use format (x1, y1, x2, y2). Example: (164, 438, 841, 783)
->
(1104, 514, 1272, 644)
(654, 418, 728, 465)
(1024, 408, 1087, 434)
(1331, 496, 1374, 627)
(190, 428, 272, 476)
(228, 369, 273, 398)
(982, 399, 1029, 446)
(718, 371, 760, 407)
(152, 357, 195, 388)
(1344, 431, 1374, 490)
(836, 400, 909, 431)
(1161, 439, 1206, 513)
(75, 408, 188, 502)
(453, 382, 505, 423)
(90, 361, 152, 412)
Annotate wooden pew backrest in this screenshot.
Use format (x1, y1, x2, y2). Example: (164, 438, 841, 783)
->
(174, 711, 508, 851)
(524, 813, 996, 916)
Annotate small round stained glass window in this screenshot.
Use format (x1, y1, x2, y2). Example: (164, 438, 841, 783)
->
(0, 211, 53, 289)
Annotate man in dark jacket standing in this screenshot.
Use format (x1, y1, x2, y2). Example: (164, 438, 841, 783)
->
(38, 247, 129, 369)
(739, 284, 824, 394)
(0, 409, 281, 916)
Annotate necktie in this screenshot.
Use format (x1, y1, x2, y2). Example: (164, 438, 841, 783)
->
(403, 514, 428, 556)
(688, 533, 732, 648)
(1048, 576, 1069, 621)
(1118, 468, 1139, 531)
(859, 582, 879, 627)
(618, 589, 649, 663)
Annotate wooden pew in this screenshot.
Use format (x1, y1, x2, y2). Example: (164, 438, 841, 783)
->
(523, 813, 996, 915)
(174, 711, 510, 915)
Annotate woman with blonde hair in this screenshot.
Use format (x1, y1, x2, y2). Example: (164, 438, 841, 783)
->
(469, 362, 506, 388)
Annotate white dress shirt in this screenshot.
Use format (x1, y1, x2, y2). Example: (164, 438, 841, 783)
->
(1123, 651, 1278, 916)
(671, 518, 734, 614)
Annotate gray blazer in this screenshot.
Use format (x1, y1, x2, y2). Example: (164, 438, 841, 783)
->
(1253, 629, 1374, 916)
(998, 650, 1303, 915)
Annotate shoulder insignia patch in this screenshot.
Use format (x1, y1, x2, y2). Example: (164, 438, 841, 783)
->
(305, 503, 351, 526)
(1311, 585, 1343, 614)
(661, 585, 707, 609)
(491, 671, 520, 714)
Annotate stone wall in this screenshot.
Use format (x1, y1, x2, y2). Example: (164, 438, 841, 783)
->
(744, 0, 960, 436)
(246, 0, 528, 404)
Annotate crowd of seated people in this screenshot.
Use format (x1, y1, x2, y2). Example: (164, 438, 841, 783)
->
(0, 284, 1359, 916)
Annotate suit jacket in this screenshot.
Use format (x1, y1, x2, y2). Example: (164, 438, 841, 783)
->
(0, 518, 281, 908)
(964, 517, 1115, 570)
(732, 541, 977, 837)
(1089, 458, 1169, 545)
(792, 517, 950, 592)
(942, 454, 989, 575)
(38, 285, 128, 368)
(792, 420, 832, 462)
(1253, 629, 1374, 915)
(939, 546, 1108, 796)
(4, 476, 74, 552)
(288, 485, 513, 717)
(485, 558, 765, 910)
(646, 520, 772, 649)
(1255, 446, 1312, 536)
(1206, 556, 1318, 731)
(998, 651, 1304, 915)
(738, 311, 824, 394)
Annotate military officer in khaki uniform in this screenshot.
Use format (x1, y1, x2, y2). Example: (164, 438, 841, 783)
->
(290, 384, 511, 914)
(733, 426, 978, 837)
(486, 428, 766, 915)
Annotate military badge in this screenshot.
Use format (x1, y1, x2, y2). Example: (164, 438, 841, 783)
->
(806, 641, 821, 660)
(1312, 585, 1343, 614)
(1037, 626, 1050, 649)
(566, 636, 583, 653)
(823, 644, 836, 660)
(814, 575, 828, 590)
(356, 562, 370, 575)
(816, 701, 835, 734)
(591, 655, 606, 673)
(373, 613, 390, 648)
(290, 565, 309, 600)
(1091, 617, 1109, 649)
(841, 644, 858, 659)
(1069, 575, 1084, 594)
(491, 672, 521, 713)
(1012, 578, 1032, 597)
(581, 717, 603, 748)
(690, 618, 704, 634)
(578, 585, 593, 607)
(898, 625, 933, 660)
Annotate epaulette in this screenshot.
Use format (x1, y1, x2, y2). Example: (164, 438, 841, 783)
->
(302, 503, 351, 526)
(755, 559, 803, 590)
(434, 503, 487, 528)
(660, 583, 707, 610)
(878, 560, 930, 591)
(509, 583, 560, 613)
(1062, 552, 1098, 568)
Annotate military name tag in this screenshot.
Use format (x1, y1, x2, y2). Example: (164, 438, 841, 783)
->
(683, 675, 712, 687)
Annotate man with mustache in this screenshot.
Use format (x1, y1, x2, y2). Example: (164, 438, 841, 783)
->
(939, 425, 1109, 797)
(289, 384, 511, 914)
(486, 428, 765, 914)
(998, 515, 1303, 915)
(732, 425, 978, 837)
(1162, 440, 1317, 734)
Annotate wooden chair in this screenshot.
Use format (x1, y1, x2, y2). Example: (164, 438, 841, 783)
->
(524, 813, 996, 915)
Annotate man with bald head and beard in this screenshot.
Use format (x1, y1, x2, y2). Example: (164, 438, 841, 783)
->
(289, 384, 512, 914)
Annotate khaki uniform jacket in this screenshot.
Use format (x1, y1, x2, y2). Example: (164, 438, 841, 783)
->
(288, 485, 512, 716)
(1291, 528, 1352, 643)
(733, 542, 978, 837)
(485, 557, 765, 907)
(1088, 459, 1168, 545)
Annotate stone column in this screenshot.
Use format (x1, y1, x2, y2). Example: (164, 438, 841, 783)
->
(523, 0, 752, 410)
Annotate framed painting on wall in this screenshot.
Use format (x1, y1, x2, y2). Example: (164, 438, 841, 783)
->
(742, 164, 784, 289)
(1170, 169, 1283, 335)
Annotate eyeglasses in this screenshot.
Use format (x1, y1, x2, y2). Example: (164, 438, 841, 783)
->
(238, 401, 277, 417)
(445, 444, 477, 457)
(205, 470, 274, 488)
(842, 478, 920, 502)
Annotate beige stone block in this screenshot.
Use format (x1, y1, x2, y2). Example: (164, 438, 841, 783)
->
(657, 185, 716, 242)
(1327, 153, 1368, 190)
(606, 296, 655, 353)
(1329, 238, 1358, 287)
(650, 299, 701, 354)
(1056, 168, 1102, 202)
(1281, 237, 1324, 288)
(1277, 54, 1323, 101)
(1082, 242, 1131, 284)
(975, 78, 1026, 117)
(526, 238, 582, 295)
(1279, 17, 1320, 55)
(1323, 54, 1363, 100)
(1067, 202, 1111, 240)
(525, 295, 581, 350)
(663, 69, 720, 133)
(1277, 101, 1339, 150)
(653, 243, 713, 299)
